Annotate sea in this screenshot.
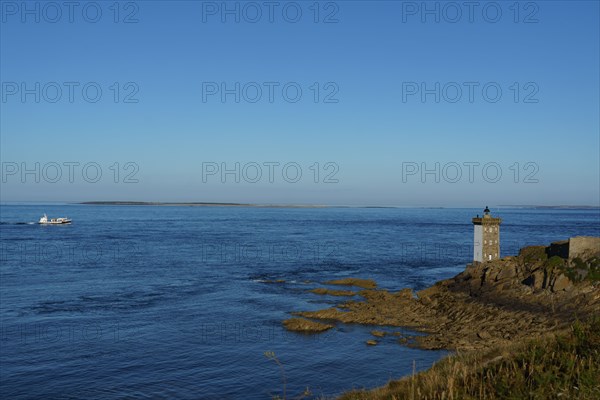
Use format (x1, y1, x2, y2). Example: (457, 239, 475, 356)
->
(1, 204, 599, 399)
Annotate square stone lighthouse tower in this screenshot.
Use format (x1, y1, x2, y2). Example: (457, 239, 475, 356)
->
(472, 206, 502, 262)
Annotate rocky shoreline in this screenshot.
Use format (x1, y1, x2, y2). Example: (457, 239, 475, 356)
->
(283, 238, 600, 352)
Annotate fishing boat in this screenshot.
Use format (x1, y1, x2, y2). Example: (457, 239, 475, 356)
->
(39, 214, 72, 225)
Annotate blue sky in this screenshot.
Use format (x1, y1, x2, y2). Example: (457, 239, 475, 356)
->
(1, 0, 599, 206)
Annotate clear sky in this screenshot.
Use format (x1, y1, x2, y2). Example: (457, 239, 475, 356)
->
(1, 0, 599, 206)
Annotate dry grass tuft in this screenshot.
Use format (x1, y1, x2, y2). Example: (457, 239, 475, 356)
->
(338, 318, 600, 399)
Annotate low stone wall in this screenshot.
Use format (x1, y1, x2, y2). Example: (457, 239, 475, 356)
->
(569, 236, 600, 259)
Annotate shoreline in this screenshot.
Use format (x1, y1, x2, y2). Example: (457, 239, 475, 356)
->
(280, 238, 600, 397)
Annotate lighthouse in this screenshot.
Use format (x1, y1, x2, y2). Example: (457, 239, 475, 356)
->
(472, 206, 501, 263)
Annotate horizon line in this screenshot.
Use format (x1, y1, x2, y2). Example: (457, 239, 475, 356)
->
(1, 201, 599, 210)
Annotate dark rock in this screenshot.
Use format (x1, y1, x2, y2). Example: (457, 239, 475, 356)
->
(522, 275, 535, 287)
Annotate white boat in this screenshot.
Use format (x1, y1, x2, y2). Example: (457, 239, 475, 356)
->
(39, 214, 72, 225)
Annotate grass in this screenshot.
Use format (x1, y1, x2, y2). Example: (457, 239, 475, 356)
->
(572, 257, 600, 282)
(532, 253, 600, 284)
(338, 318, 600, 400)
(265, 351, 312, 400)
(557, 257, 600, 283)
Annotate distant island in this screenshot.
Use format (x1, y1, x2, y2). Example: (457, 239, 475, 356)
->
(78, 202, 432, 208)
(78, 201, 328, 208)
(78, 202, 599, 210)
(498, 205, 600, 209)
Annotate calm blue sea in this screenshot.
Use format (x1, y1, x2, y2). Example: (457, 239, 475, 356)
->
(1, 205, 599, 399)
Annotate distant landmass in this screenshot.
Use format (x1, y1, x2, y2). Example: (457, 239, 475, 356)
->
(78, 202, 598, 210)
(79, 201, 327, 208)
(498, 205, 600, 209)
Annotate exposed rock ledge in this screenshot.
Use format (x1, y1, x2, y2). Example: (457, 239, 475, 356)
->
(283, 239, 600, 351)
(309, 288, 357, 296)
(324, 278, 377, 289)
(282, 318, 334, 333)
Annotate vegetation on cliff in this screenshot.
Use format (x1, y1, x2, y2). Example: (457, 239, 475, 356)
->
(339, 318, 600, 400)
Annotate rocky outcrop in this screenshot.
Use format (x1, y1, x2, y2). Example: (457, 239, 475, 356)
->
(285, 239, 600, 351)
(282, 318, 334, 333)
(453, 242, 599, 297)
(324, 278, 377, 289)
(309, 288, 356, 296)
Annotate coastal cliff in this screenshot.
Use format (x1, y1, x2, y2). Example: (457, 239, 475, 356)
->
(286, 237, 599, 351)
(282, 237, 600, 398)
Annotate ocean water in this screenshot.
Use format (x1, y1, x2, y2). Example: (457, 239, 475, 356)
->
(1, 205, 599, 399)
